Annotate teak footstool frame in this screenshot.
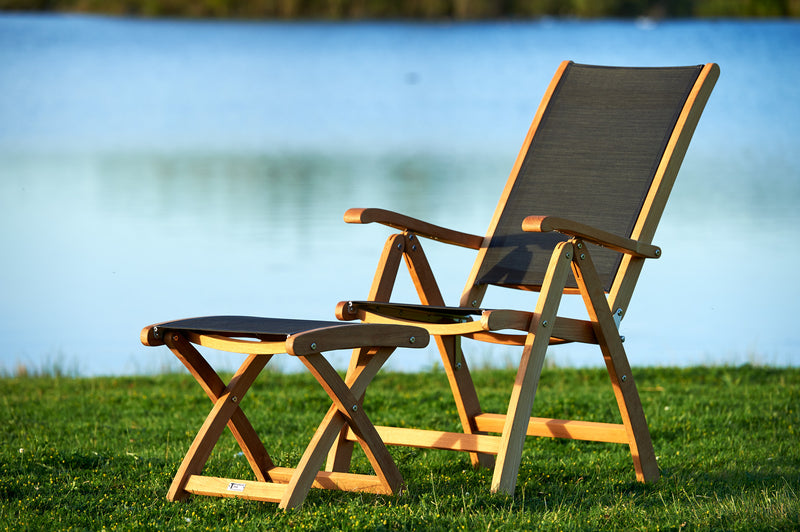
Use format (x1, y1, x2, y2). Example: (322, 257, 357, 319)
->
(141, 317, 429, 510)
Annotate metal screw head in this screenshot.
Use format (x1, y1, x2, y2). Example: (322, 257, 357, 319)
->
(565, 252, 572, 259)
(411, 245, 417, 251)
(310, 342, 317, 351)
(654, 248, 661, 257)
(351, 404, 358, 412)
(580, 253, 586, 260)
(231, 396, 239, 403)
(541, 320, 548, 327)
(396, 243, 402, 250)
(577, 242, 583, 249)
(172, 334, 179, 342)
(471, 300, 478, 308)
(409, 336, 416, 344)
(621, 375, 627, 382)
(455, 362, 462, 369)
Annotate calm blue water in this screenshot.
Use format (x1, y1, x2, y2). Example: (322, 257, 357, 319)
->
(1, 14, 798, 375)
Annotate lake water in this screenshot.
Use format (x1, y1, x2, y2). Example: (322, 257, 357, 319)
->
(1, 14, 798, 376)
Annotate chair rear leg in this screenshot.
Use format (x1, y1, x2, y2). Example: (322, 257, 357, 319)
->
(404, 235, 494, 468)
(572, 241, 659, 482)
(327, 234, 405, 472)
(599, 337, 659, 482)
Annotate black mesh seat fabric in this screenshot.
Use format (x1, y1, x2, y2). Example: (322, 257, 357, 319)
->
(153, 316, 357, 341)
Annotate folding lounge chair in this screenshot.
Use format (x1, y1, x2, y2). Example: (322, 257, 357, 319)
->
(140, 317, 429, 509)
(330, 61, 719, 495)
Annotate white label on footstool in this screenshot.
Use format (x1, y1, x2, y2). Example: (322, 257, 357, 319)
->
(227, 482, 246, 492)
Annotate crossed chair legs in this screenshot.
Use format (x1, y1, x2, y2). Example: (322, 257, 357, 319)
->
(141, 321, 428, 510)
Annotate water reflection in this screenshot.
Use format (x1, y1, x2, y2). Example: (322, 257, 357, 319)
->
(3, 144, 798, 376)
(1, 149, 507, 375)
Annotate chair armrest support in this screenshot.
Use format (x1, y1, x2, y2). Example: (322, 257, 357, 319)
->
(344, 208, 484, 250)
(522, 216, 661, 259)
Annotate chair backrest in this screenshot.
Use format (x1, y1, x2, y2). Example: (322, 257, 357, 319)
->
(461, 61, 719, 310)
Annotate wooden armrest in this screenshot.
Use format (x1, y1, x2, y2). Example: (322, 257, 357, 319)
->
(344, 208, 484, 250)
(286, 324, 429, 356)
(521, 216, 661, 259)
(336, 300, 479, 323)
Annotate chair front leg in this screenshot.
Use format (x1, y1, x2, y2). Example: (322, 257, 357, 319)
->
(491, 241, 574, 495)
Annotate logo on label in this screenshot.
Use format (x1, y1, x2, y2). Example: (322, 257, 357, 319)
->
(227, 482, 246, 492)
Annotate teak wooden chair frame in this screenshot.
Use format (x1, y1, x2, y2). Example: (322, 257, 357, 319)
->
(328, 61, 719, 495)
(140, 317, 429, 509)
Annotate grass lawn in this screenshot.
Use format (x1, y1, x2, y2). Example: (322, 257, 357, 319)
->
(1, 365, 798, 530)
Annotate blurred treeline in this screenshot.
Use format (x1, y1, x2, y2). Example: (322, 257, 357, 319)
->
(1, 0, 798, 18)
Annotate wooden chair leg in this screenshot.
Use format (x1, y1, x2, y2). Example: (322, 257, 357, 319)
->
(327, 234, 406, 472)
(282, 347, 401, 509)
(599, 337, 659, 482)
(324, 406, 357, 473)
(166, 352, 269, 501)
(166, 333, 275, 481)
(280, 403, 354, 509)
(491, 241, 574, 495)
(312, 347, 401, 486)
(571, 242, 659, 482)
(404, 235, 494, 469)
(325, 347, 374, 473)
